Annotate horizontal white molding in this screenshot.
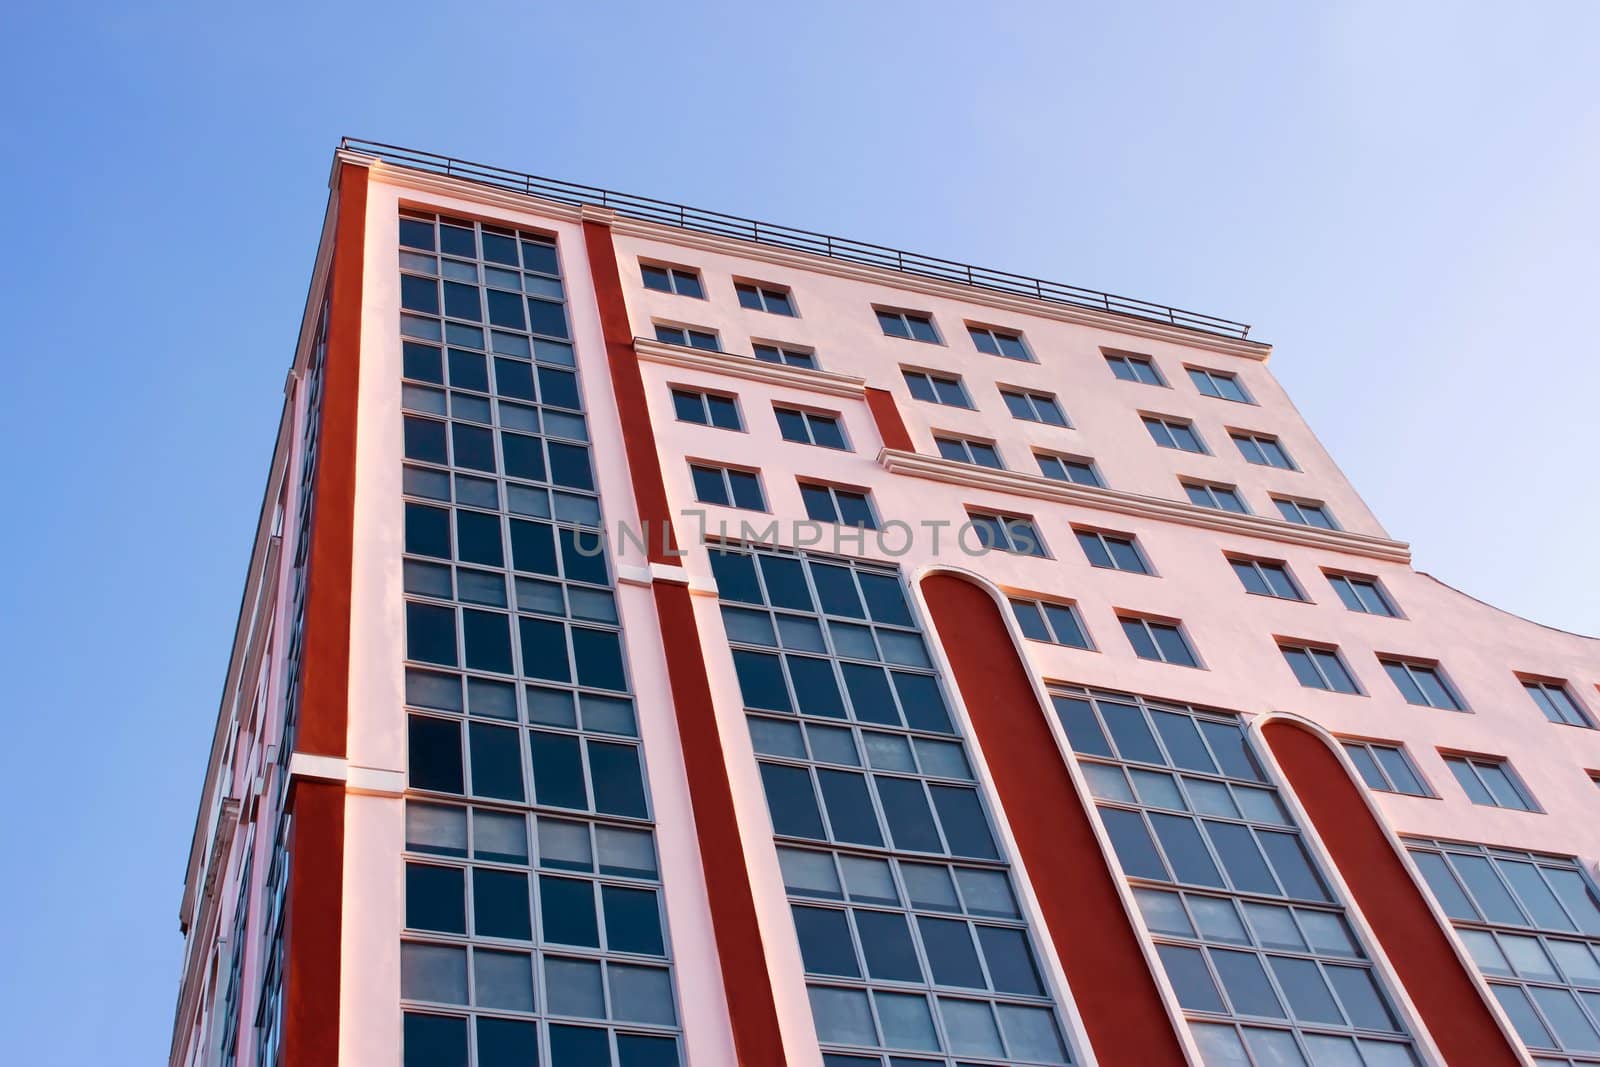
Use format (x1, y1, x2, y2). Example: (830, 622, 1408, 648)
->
(879, 449, 1413, 563)
(634, 337, 868, 398)
(286, 751, 349, 784)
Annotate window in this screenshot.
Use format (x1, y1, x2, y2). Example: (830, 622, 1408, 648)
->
(654, 323, 719, 350)
(639, 263, 703, 297)
(752, 342, 817, 369)
(876, 308, 939, 343)
(1120, 616, 1199, 667)
(736, 281, 796, 316)
(1075, 529, 1149, 574)
(968, 324, 1031, 361)
(1443, 756, 1538, 811)
(690, 464, 765, 510)
(1273, 497, 1338, 530)
(775, 406, 849, 450)
(966, 511, 1047, 557)
(1381, 659, 1465, 711)
(1232, 432, 1295, 470)
(1279, 644, 1361, 694)
(1143, 415, 1206, 453)
(902, 369, 971, 408)
(1325, 573, 1399, 617)
(1523, 679, 1594, 728)
(1187, 367, 1252, 403)
(1341, 741, 1431, 796)
(1011, 599, 1092, 649)
(1000, 388, 1068, 427)
(671, 388, 741, 430)
(1063, 689, 1421, 1064)
(799, 483, 877, 529)
(1105, 352, 1165, 386)
(1228, 557, 1304, 601)
(935, 436, 1005, 470)
(1037, 453, 1103, 487)
(1182, 480, 1249, 514)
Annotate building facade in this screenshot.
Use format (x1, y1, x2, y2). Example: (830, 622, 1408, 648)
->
(171, 142, 1600, 1067)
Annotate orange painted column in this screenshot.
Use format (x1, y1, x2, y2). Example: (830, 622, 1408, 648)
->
(864, 386, 913, 452)
(920, 573, 1188, 1065)
(1261, 721, 1523, 1066)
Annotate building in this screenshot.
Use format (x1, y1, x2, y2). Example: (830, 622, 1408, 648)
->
(170, 140, 1600, 1067)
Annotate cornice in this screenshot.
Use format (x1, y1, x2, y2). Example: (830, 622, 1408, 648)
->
(369, 160, 587, 224)
(634, 337, 868, 398)
(879, 449, 1413, 563)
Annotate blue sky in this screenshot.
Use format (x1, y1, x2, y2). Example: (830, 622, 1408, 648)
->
(1, 2, 1596, 1062)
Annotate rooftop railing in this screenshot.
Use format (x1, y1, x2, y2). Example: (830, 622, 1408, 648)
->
(340, 137, 1253, 341)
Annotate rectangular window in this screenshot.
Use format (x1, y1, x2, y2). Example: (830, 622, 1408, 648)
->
(1280, 643, 1361, 694)
(1037, 452, 1103, 487)
(1075, 528, 1150, 574)
(640, 263, 703, 298)
(735, 281, 796, 316)
(1522, 679, 1594, 728)
(1105, 352, 1165, 386)
(902, 369, 971, 408)
(774, 406, 849, 450)
(671, 388, 741, 430)
(968, 324, 1032, 361)
(690, 463, 766, 510)
(1341, 740, 1432, 796)
(1143, 415, 1206, 453)
(1187, 366, 1252, 403)
(1001, 389, 1068, 427)
(1228, 557, 1304, 601)
(1381, 659, 1465, 711)
(1232, 431, 1295, 469)
(1443, 756, 1538, 811)
(1182, 480, 1249, 514)
(1325, 572, 1399, 617)
(1119, 616, 1199, 667)
(876, 308, 940, 343)
(654, 323, 719, 351)
(799, 483, 878, 529)
(934, 435, 1005, 470)
(1274, 497, 1339, 530)
(967, 510, 1048, 557)
(752, 342, 817, 369)
(1011, 598, 1093, 649)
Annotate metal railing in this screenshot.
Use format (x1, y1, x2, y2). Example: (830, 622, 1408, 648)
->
(340, 137, 1252, 340)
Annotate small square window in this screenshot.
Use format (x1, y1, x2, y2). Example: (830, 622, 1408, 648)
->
(1143, 415, 1206, 453)
(774, 406, 850, 450)
(800, 483, 878, 529)
(1105, 352, 1165, 386)
(752, 342, 817, 369)
(1182, 480, 1249, 514)
(1075, 529, 1149, 574)
(1000, 389, 1068, 427)
(1380, 658, 1465, 710)
(1280, 643, 1361, 694)
(1010, 598, 1092, 649)
(1187, 366, 1252, 403)
(1037, 453, 1103, 487)
(902, 369, 971, 408)
(1325, 572, 1399, 617)
(654, 323, 720, 351)
(1228, 557, 1305, 601)
(1119, 615, 1199, 667)
(876, 308, 940, 343)
(690, 463, 766, 510)
(966, 510, 1047, 557)
(1232, 432, 1295, 470)
(1273, 497, 1338, 530)
(736, 281, 797, 316)
(671, 388, 742, 430)
(1340, 740, 1431, 796)
(1521, 679, 1593, 728)
(639, 263, 704, 298)
(934, 436, 1005, 470)
(967, 325, 1032, 361)
(1442, 755, 1537, 811)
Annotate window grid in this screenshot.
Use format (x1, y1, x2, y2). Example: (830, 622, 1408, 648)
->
(1326, 573, 1399, 618)
(1106, 352, 1165, 386)
(903, 370, 972, 408)
(1442, 756, 1539, 811)
(639, 263, 703, 298)
(690, 463, 766, 510)
(966, 511, 1048, 557)
(1058, 689, 1419, 1065)
(968, 325, 1032, 361)
(1229, 557, 1306, 602)
(716, 547, 1076, 1065)
(801, 483, 879, 529)
(1524, 680, 1594, 728)
(653, 323, 719, 351)
(1036, 453, 1102, 487)
(1280, 644, 1361, 695)
(935, 436, 1005, 470)
(1001, 389, 1069, 427)
(1184, 480, 1250, 515)
(736, 281, 796, 316)
(776, 406, 850, 450)
(1274, 497, 1338, 531)
(1339, 741, 1432, 797)
(1010, 599, 1093, 650)
(877, 308, 940, 343)
(1406, 838, 1600, 1062)
(753, 342, 818, 369)
(1233, 432, 1295, 470)
(670, 388, 741, 430)
(1075, 529, 1150, 574)
(1119, 616, 1200, 668)
(1144, 415, 1207, 454)
(1380, 659, 1464, 711)
(397, 212, 683, 1066)
(1188, 367, 1253, 403)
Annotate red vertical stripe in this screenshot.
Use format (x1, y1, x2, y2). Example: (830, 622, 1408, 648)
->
(281, 779, 345, 1067)
(864, 386, 913, 452)
(1261, 721, 1523, 1065)
(920, 573, 1188, 1064)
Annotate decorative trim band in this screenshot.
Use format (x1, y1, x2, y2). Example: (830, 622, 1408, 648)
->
(634, 337, 869, 398)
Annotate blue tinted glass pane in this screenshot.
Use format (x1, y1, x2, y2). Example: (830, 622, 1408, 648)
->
(1158, 944, 1225, 1012)
(1152, 624, 1196, 667)
(588, 741, 647, 818)
(1325, 965, 1397, 1031)
(1199, 720, 1264, 781)
(472, 869, 532, 940)
(875, 776, 943, 853)
(918, 915, 984, 987)
(616, 1035, 677, 1067)
(1013, 602, 1050, 641)
(474, 1018, 537, 1067)
(818, 769, 883, 846)
(1212, 949, 1285, 1018)
(856, 909, 924, 982)
(407, 602, 457, 666)
(842, 664, 899, 725)
(462, 611, 512, 674)
(893, 672, 951, 733)
(406, 503, 451, 559)
(789, 656, 847, 718)
(529, 731, 586, 809)
(758, 555, 813, 611)
(468, 722, 524, 801)
(404, 1013, 468, 1067)
(408, 716, 463, 793)
(518, 617, 571, 682)
(510, 520, 558, 576)
(1122, 619, 1160, 660)
(1150, 813, 1225, 887)
(930, 786, 997, 859)
(571, 628, 626, 691)
(548, 1025, 610, 1067)
(1205, 822, 1280, 895)
(1258, 832, 1329, 901)
(540, 875, 599, 947)
(1054, 697, 1112, 757)
(1150, 712, 1216, 773)
(1100, 702, 1163, 764)
(792, 905, 860, 976)
(761, 763, 825, 839)
(1383, 662, 1427, 705)
(733, 651, 791, 712)
(976, 926, 1042, 995)
(407, 864, 466, 933)
(709, 551, 763, 604)
(811, 563, 866, 617)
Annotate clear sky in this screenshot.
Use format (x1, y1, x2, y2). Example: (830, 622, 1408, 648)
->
(1, 1, 1596, 1062)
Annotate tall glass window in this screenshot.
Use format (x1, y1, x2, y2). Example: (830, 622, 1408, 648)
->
(396, 212, 683, 1067)
(715, 546, 1076, 1066)
(1056, 687, 1420, 1066)
(1407, 838, 1600, 1064)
